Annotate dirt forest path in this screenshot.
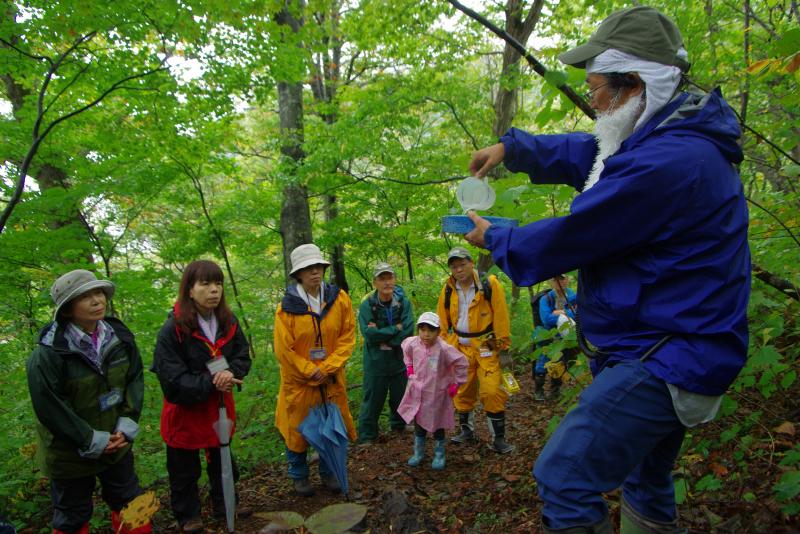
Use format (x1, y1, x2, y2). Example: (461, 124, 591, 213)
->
(142, 371, 553, 533)
(146, 370, 798, 533)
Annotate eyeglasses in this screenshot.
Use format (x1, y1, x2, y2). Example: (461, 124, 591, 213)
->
(582, 82, 611, 102)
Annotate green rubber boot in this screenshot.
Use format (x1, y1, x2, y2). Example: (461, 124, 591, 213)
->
(431, 439, 446, 470)
(407, 435, 426, 467)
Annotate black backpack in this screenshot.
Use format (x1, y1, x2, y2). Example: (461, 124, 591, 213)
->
(530, 289, 554, 329)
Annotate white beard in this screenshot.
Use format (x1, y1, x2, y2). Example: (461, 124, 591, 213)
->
(582, 93, 645, 192)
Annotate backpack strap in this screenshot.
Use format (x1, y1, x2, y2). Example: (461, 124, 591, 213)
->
(444, 272, 493, 333)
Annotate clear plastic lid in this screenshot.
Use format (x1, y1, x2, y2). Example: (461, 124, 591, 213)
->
(456, 176, 496, 212)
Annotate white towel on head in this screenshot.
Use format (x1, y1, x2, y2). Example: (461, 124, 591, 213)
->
(586, 48, 686, 131)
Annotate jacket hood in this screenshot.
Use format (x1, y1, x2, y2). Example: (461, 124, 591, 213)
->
(623, 88, 743, 165)
(281, 283, 341, 319)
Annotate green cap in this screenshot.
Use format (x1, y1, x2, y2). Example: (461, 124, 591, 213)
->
(558, 6, 690, 72)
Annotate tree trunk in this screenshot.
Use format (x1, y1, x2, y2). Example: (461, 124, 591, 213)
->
(489, 0, 544, 298)
(311, 2, 350, 291)
(491, 0, 544, 140)
(276, 1, 313, 282)
(323, 193, 349, 292)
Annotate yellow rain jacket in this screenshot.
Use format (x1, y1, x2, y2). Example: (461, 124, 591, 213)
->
(437, 271, 511, 412)
(437, 272, 511, 352)
(274, 283, 357, 452)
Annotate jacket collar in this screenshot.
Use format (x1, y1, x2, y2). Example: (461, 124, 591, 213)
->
(38, 316, 133, 352)
(281, 283, 340, 319)
(170, 302, 238, 349)
(368, 289, 399, 308)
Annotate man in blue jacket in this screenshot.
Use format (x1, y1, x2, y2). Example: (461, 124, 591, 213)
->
(465, 6, 750, 534)
(533, 275, 577, 401)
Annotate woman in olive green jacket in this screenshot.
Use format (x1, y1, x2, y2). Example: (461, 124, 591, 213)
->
(27, 270, 150, 534)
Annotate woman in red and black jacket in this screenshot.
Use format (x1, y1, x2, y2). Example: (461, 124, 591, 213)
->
(152, 260, 252, 533)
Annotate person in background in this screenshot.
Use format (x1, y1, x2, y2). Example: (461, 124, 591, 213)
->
(357, 262, 414, 445)
(27, 269, 151, 534)
(437, 247, 515, 454)
(152, 260, 252, 533)
(533, 275, 578, 401)
(465, 6, 750, 532)
(398, 312, 468, 470)
(273, 243, 357, 496)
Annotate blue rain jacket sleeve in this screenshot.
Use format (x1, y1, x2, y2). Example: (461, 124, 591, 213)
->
(502, 128, 597, 191)
(485, 90, 750, 395)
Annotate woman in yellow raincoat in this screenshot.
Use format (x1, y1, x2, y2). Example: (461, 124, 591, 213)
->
(274, 243, 357, 496)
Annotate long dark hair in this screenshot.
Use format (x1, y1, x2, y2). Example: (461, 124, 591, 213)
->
(175, 260, 234, 335)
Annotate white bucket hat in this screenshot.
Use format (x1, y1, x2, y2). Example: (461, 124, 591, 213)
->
(416, 311, 441, 328)
(51, 269, 115, 320)
(289, 243, 331, 276)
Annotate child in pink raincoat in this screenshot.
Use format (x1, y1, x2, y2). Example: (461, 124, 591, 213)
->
(398, 312, 468, 470)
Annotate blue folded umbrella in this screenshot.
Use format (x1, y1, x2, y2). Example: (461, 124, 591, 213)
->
(298, 388, 350, 496)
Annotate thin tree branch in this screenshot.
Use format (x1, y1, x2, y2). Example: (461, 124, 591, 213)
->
(425, 97, 480, 150)
(173, 157, 255, 356)
(0, 37, 52, 63)
(447, 0, 596, 119)
(747, 196, 800, 250)
(752, 263, 800, 301)
(0, 54, 169, 234)
(343, 168, 466, 185)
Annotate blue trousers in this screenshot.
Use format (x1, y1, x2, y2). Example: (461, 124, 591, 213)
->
(533, 358, 686, 529)
(534, 353, 550, 375)
(286, 447, 334, 481)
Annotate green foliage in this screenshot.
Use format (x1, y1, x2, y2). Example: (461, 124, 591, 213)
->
(694, 474, 723, 493)
(1, 0, 799, 529)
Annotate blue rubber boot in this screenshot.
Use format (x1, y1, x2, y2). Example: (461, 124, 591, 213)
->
(431, 439, 446, 470)
(408, 435, 426, 467)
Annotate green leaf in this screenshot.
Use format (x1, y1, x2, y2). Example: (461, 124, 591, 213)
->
(779, 447, 800, 467)
(772, 28, 800, 57)
(720, 424, 740, 444)
(773, 470, 800, 502)
(546, 414, 561, 437)
(257, 511, 305, 533)
(749, 345, 783, 368)
(781, 370, 797, 389)
(718, 394, 738, 418)
(674, 478, 688, 505)
(543, 69, 568, 88)
(783, 164, 800, 179)
(743, 491, 756, 502)
(695, 474, 723, 493)
(305, 503, 368, 534)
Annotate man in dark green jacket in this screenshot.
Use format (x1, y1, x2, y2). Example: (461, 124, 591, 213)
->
(26, 269, 149, 534)
(357, 262, 414, 444)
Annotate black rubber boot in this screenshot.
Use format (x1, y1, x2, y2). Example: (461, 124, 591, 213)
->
(450, 411, 476, 444)
(548, 377, 562, 401)
(487, 411, 515, 454)
(534, 375, 546, 401)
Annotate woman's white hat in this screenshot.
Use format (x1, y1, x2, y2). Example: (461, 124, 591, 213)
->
(289, 243, 331, 276)
(51, 269, 115, 319)
(416, 311, 441, 328)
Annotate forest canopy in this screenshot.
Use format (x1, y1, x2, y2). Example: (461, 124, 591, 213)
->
(1, 0, 798, 529)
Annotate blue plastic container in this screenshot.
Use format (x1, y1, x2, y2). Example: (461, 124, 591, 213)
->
(441, 215, 519, 234)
